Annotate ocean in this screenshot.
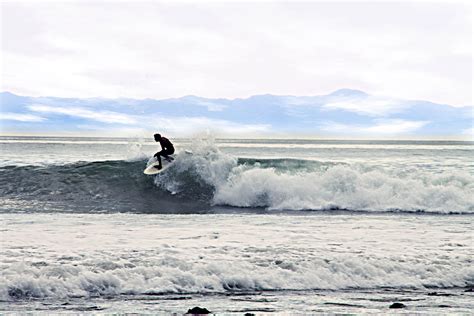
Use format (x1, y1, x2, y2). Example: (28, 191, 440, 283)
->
(0, 136, 473, 313)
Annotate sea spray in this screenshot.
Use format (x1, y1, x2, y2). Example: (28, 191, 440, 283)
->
(212, 165, 474, 212)
(152, 140, 474, 213)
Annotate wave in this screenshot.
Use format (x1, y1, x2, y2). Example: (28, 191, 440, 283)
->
(0, 142, 473, 214)
(156, 142, 474, 214)
(2, 251, 473, 300)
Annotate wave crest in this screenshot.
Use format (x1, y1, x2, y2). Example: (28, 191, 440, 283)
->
(152, 141, 474, 213)
(213, 165, 473, 213)
(2, 254, 473, 300)
(1, 140, 473, 213)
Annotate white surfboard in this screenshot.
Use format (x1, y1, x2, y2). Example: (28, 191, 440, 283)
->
(144, 156, 174, 175)
(143, 151, 192, 175)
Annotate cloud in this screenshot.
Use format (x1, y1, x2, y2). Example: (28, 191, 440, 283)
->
(76, 116, 270, 137)
(1, 2, 471, 106)
(195, 100, 227, 112)
(462, 127, 474, 139)
(167, 96, 228, 111)
(74, 124, 148, 137)
(320, 119, 429, 135)
(25, 103, 270, 136)
(27, 104, 137, 124)
(0, 112, 46, 122)
(323, 96, 408, 117)
(147, 116, 270, 136)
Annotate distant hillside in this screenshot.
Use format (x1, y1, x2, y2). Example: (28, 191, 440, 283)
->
(0, 90, 472, 138)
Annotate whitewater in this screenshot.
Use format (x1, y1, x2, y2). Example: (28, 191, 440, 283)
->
(1, 136, 473, 313)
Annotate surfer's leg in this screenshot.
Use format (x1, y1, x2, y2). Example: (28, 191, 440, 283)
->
(156, 151, 163, 168)
(162, 148, 174, 162)
(167, 148, 175, 161)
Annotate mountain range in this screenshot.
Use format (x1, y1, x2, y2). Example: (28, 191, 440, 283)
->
(0, 89, 472, 138)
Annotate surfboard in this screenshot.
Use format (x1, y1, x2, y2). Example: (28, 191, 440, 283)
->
(143, 151, 192, 175)
(144, 156, 175, 175)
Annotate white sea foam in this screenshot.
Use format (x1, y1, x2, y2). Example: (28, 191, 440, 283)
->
(213, 166, 474, 213)
(2, 254, 473, 300)
(156, 141, 474, 213)
(1, 213, 473, 300)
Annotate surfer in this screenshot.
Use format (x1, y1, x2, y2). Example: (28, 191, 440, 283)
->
(153, 134, 175, 170)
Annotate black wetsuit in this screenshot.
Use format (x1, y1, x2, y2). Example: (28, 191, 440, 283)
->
(154, 137, 175, 166)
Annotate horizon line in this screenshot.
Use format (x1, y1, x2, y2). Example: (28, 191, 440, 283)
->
(1, 133, 472, 142)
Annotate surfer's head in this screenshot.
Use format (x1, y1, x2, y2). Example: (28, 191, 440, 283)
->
(154, 134, 161, 142)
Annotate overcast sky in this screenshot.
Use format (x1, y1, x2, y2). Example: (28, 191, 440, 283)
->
(1, 1, 472, 106)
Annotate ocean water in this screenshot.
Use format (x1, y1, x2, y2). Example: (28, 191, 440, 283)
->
(0, 136, 473, 313)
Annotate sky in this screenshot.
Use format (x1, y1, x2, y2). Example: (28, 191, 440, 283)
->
(1, 0, 472, 107)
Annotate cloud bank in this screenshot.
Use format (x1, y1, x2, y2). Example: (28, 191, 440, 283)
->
(1, 89, 471, 139)
(320, 119, 429, 135)
(1, 2, 471, 106)
(28, 104, 138, 125)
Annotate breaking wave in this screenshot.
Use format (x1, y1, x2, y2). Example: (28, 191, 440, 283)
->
(0, 141, 473, 214)
(2, 253, 473, 300)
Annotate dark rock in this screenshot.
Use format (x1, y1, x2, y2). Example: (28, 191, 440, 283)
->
(438, 305, 451, 308)
(429, 291, 454, 296)
(186, 306, 211, 314)
(324, 302, 366, 308)
(464, 288, 474, 292)
(239, 308, 275, 313)
(77, 306, 105, 311)
(389, 302, 406, 309)
(244, 313, 255, 316)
